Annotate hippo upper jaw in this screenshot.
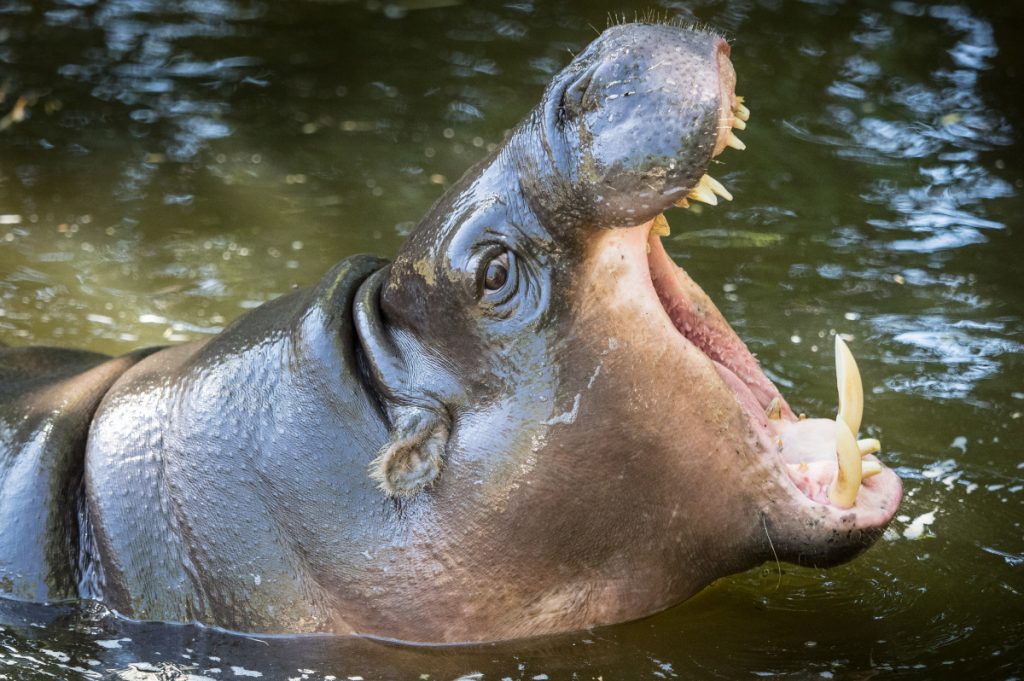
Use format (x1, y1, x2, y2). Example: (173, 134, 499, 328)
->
(639, 221, 903, 566)
(514, 22, 746, 235)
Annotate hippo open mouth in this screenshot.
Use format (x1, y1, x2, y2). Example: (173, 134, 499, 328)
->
(639, 78, 901, 529)
(646, 228, 901, 523)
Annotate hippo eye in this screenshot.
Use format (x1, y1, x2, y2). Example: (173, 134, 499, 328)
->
(483, 252, 510, 292)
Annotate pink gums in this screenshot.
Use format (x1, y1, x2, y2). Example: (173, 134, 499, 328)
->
(646, 232, 786, 417)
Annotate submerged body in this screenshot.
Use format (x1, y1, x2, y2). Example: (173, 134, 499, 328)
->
(0, 22, 900, 643)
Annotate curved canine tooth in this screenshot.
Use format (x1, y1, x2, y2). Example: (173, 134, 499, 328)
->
(726, 131, 746, 150)
(732, 116, 746, 130)
(651, 213, 671, 236)
(828, 416, 862, 508)
(862, 460, 882, 479)
(736, 103, 750, 121)
(858, 438, 881, 456)
(835, 335, 863, 436)
(704, 175, 733, 201)
(687, 178, 718, 206)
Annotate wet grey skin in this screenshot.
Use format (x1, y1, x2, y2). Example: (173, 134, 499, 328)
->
(0, 23, 901, 643)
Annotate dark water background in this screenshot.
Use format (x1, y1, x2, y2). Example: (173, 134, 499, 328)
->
(1, 0, 1022, 678)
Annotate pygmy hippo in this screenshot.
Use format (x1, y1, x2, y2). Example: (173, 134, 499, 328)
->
(0, 22, 901, 643)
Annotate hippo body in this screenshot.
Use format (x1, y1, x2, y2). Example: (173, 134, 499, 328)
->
(0, 23, 901, 643)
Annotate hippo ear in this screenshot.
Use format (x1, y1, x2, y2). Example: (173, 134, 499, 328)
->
(369, 409, 449, 498)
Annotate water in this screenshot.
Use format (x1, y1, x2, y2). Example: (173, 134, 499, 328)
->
(1, 0, 1022, 678)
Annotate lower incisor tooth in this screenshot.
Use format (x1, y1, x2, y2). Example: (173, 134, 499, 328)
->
(862, 460, 882, 479)
(858, 438, 880, 456)
(704, 175, 733, 201)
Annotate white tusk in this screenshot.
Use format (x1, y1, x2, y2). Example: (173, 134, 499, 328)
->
(726, 131, 746, 150)
(835, 335, 863, 436)
(828, 416, 862, 508)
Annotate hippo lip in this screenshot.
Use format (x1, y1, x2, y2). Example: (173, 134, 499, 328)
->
(645, 229, 901, 526)
(668, 42, 748, 211)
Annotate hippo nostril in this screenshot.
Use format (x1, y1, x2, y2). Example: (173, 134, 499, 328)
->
(714, 36, 731, 59)
(558, 66, 597, 124)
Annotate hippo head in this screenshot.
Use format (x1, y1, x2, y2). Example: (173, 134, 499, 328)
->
(353, 22, 902, 642)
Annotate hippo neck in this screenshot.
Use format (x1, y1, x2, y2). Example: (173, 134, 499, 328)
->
(81, 253, 404, 633)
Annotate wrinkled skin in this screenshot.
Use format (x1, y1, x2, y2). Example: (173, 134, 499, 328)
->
(0, 23, 901, 643)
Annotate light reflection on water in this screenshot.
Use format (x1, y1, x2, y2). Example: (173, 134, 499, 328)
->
(1, 0, 1023, 679)
(875, 314, 1021, 403)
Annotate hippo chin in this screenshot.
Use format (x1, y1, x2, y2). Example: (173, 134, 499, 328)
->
(0, 22, 901, 643)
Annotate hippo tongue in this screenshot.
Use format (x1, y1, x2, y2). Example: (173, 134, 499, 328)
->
(711, 353, 877, 508)
(774, 418, 842, 505)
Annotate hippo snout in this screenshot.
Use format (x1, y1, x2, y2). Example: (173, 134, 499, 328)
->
(520, 23, 742, 232)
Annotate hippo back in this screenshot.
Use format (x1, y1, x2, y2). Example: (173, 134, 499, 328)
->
(0, 346, 155, 601)
(79, 255, 389, 632)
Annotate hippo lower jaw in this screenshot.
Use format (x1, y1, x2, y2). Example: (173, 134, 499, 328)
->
(639, 220, 902, 564)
